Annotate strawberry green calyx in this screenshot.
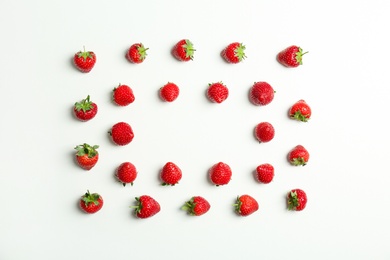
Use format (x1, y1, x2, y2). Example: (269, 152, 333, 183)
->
(75, 143, 99, 158)
(181, 198, 196, 215)
(130, 197, 143, 213)
(77, 46, 94, 60)
(137, 44, 149, 60)
(291, 110, 309, 122)
(291, 157, 307, 166)
(74, 95, 94, 112)
(296, 48, 308, 65)
(235, 43, 246, 61)
(183, 39, 195, 60)
(233, 196, 243, 214)
(287, 191, 299, 210)
(82, 190, 101, 206)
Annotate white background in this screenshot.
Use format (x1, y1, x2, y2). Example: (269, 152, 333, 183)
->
(1, 0, 389, 259)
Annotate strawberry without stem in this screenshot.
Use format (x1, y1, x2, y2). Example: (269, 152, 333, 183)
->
(209, 162, 232, 186)
(181, 196, 211, 216)
(207, 82, 229, 103)
(289, 99, 311, 122)
(160, 82, 179, 102)
(73, 47, 96, 73)
(116, 162, 137, 186)
(249, 82, 275, 106)
(254, 122, 275, 143)
(277, 45, 308, 68)
(109, 122, 134, 146)
(234, 195, 259, 216)
(113, 84, 135, 106)
(74, 143, 99, 170)
(131, 195, 161, 219)
(126, 43, 148, 63)
(172, 39, 195, 61)
(73, 95, 98, 121)
(288, 145, 309, 166)
(160, 162, 182, 186)
(221, 42, 246, 63)
(255, 163, 274, 184)
(287, 189, 307, 211)
(79, 190, 103, 214)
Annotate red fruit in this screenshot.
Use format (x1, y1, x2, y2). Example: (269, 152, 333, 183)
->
(207, 82, 229, 103)
(160, 82, 179, 102)
(209, 162, 232, 186)
(113, 84, 135, 106)
(73, 47, 96, 73)
(221, 42, 246, 63)
(109, 122, 134, 146)
(289, 99, 311, 122)
(73, 95, 98, 121)
(249, 82, 275, 106)
(79, 190, 103, 214)
(172, 39, 195, 61)
(131, 195, 161, 219)
(277, 45, 308, 68)
(288, 145, 309, 166)
(254, 122, 275, 143)
(126, 43, 148, 63)
(74, 143, 99, 170)
(255, 163, 274, 184)
(181, 196, 211, 216)
(287, 189, 307, 211)
(234, 195, 259, 216)
(160, 162, 182, 186)
(116, 162, 137, 186)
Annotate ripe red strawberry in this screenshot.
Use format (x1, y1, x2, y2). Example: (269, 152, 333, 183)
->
(126, 43, 148, 63)
(112, 84, 135, 106)
(277, 45, 308, 68)
(288, 145, 309, 166)
(207, 82, 229, 103)
(160, 162, 182, 186)
(181, 196, 211, 216)
(221, 42, 246, 63)
(289, 99, 311, 122)
(116, 162, 137, 186)
(79, 190, 103, 214)
(74, 143, 99, 170)
(73, 95, 98, 121)
(73, 47, 96, 73)
(172, 39, 195, 61)
(249, 82, 275, 106)
(209, 162, 232, 186)
(255, 163, 274, 184)
(109, 122, 134, 146)
(234, 195, 259, 216)
(160, 82, 179, 102)
(287, 189, 307, 211)
(254, 122, 275, 143)
(131, 195, 161, 219)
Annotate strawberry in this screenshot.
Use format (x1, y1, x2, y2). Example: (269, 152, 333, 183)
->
(209, 162, 232, 186)
(131, 195, 161, 219)
(160, 162, 182, 186)
(79, 190, 103, 214)
(116, 162, 137, 186)
(126, 43, 148, 63)
(221, 42, 246, 63)
(249, 82, 275, 106)
(289, 99, 311, 122)
(181, 196, 211, 216)
(73, 95, 98, 121)
(160, 82, 179, 102)
(288, 145, 309, 166)
(254, 122, 275, 143)
(74, 143, 99, 170)
(287, 189, 307, 211)
(234, 195, 259, 216)
(73, 47, 96, 73)
(255, 163, 274, 184)
(172, 39, 195, 61)
(109, 122, 134, 146)
(112, 84, 135, 106)
(277, 45, 308, 68)
(207, 82, 229, 103)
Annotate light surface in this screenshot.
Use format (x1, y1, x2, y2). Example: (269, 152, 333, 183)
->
(1, 0, 389, 259)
